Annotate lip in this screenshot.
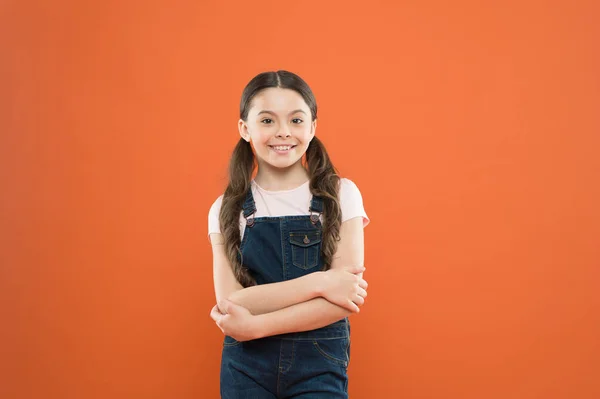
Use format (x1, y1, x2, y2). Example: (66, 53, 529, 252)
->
(268, 145, 296, 154)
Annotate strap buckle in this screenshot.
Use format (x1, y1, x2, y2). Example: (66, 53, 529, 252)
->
(245, 212, 256, 227)
(309, 211, 321, 225)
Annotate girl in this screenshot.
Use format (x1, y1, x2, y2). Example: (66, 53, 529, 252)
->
(208, 70, 370, 398)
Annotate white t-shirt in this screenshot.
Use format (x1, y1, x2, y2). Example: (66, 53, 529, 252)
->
(208, 178, 369, 240)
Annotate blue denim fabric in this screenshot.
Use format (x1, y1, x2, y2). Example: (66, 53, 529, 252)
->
(220, 188, 350, 398)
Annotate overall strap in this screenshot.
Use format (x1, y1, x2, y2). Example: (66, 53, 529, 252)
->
(242, 187, 257, 226)
(309, 196, 324, 224)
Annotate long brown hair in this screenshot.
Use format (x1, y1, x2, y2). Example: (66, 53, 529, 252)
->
(219, 70, 342, 287)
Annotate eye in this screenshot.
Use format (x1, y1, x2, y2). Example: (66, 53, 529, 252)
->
(261, 118, 273, 124)
(292, 118, 303, 124)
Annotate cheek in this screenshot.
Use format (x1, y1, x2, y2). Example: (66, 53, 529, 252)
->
(256, 141, 272, 152)
(299, 132, 313, 145)
(248, 135, 267, 149)
(253, 131, 272, 145)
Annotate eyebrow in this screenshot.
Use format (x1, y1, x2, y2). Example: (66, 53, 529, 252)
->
(257, 109, 307, 116)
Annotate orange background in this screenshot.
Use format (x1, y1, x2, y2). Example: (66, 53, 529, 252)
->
(1, 1, 599, 398)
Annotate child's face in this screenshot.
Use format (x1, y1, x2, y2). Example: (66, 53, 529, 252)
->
(239, 87, 316, 170)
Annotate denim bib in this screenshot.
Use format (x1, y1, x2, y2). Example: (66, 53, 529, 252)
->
(220, 187, 351, 398)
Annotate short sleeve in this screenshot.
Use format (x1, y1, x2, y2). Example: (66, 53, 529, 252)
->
(339, 178, 370, 228)
(208, 195, 224, 238)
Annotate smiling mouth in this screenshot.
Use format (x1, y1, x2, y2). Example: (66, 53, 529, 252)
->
(268, 145, 297, 151)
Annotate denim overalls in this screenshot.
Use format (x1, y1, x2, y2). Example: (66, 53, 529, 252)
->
(220, 186, 351, 399)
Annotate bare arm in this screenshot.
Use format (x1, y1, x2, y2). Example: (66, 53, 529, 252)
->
(252, 216, 366, 338)
(211, 233, 328, 315)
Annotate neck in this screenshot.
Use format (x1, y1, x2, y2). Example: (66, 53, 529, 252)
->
(254, 159, 310, 191)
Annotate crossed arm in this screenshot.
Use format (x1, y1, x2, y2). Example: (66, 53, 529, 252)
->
(210, 216, 367, 339)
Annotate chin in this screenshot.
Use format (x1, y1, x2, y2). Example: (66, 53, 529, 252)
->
(259, 156, 300, 169)
(268, 160, 299, 169)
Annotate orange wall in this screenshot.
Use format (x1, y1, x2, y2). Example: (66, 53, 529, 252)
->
(1, 1, 599, 398)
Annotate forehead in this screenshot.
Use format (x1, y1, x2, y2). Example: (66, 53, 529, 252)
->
(249, 88, 309, 115)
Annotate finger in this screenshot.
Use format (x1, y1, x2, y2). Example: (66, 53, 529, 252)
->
(210, 304, 218, 318)
(225, 300, 243, 312)
(222, 299, 244, 315)
(349, 264, 366, 274)
(358, 287, 368, 298)
(210, 306, 222, 323)
(218, 299, 229, 314)
(359, 279, 368, 289)
(217, 314, 230, 332)
(354, 295, 365, 306)
(348, 299, 360, 313)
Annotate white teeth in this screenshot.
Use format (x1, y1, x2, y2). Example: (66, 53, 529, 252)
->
(272, 146, 292, 151)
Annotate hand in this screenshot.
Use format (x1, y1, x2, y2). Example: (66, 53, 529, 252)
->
(210, 299, 259, 342)
(321, 264, 368, 312)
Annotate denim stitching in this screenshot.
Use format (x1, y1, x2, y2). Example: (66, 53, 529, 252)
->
(312, 340, 348, 367)
(289, 231, 321, 269)
(277, 340, 284, 397)
(280, 219, 286, 280)
(223, 338, 243, 347)
(283, 341, 295, 373)
(280, 335, 348, 341)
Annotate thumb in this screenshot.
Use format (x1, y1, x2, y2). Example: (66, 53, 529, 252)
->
(350, 264, 366, 274)
(219, 299, 242, 315)
(218, 299, 231, 314)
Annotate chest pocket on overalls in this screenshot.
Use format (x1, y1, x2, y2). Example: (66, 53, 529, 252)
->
(289, 230, 321, 269)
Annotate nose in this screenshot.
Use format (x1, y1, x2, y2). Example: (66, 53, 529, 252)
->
(276, 125, 291, 138)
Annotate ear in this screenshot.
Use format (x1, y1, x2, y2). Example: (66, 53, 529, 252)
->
(307, 119, 317, 145)
(238, 119, 251, 142)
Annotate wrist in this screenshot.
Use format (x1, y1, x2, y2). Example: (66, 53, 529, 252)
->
(252, 313, 269, 339)
(312, 271, 328, 298)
